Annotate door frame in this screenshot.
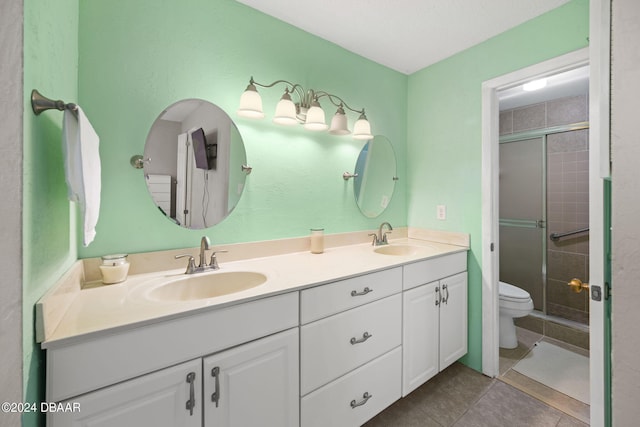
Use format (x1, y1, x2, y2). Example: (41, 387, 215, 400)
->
(480, 43, 611, 411)
(481, 46, 589, 376)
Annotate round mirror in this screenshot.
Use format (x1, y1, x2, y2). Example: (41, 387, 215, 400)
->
(353, 135, 397, 218)
(143, 99, 247, 229)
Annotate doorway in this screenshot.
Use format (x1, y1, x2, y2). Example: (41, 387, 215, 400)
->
(496, 91, 591, 422)
(480, 47, 609, 425)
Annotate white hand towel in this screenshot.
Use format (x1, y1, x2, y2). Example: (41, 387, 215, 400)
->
(62, 107, 101, 246)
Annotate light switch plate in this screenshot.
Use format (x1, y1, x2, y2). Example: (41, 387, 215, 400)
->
(437, 205, 446, 220)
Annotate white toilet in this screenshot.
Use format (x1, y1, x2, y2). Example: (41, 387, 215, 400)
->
(499, 281, 534, 349)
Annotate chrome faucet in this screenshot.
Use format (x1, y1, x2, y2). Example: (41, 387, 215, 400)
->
(175, 236, 227, 274)
(369, 222, 393, 246)
(199, 236, 211, 268)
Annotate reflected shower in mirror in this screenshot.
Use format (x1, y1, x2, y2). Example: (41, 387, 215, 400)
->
(352, 135, 397, 218)
(143, 99, 247, 229)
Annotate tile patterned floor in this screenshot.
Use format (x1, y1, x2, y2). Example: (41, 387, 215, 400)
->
(365, 327, 589, 427)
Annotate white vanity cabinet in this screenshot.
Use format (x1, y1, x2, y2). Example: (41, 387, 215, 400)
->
(46, 293, 299, 427)
(402, 253, 468, 396)
(300, 268, 403, 427)
(50, 329, 298, 427)
(43, 241, 470, 427)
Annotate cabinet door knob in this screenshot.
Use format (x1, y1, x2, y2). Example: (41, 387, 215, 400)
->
(350, 332, 372, 345)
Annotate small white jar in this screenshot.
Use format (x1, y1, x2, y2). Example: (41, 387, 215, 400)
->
(99, 254, 130, 284)
(310, 229, 324, 254)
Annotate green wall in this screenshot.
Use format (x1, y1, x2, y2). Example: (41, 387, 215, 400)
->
(23, 0, 79, 425)
(406, 0, 589, 370)
(77, 0, 408, 258)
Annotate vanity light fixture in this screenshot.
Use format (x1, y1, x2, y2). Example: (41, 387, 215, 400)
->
(237, 77, 373, 140)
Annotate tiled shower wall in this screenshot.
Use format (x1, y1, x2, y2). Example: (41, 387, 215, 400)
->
(500, 95, 590, 325)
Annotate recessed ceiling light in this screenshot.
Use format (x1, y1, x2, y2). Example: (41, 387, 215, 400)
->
(523, 78, 548, 91)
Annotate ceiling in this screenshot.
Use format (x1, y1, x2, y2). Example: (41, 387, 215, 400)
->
(235, 0, 571, 75)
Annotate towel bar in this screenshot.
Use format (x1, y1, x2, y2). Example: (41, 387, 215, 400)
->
(31, 89, 78, 117)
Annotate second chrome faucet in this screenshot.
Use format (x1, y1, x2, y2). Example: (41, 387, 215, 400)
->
(369, 222, 393, 246)
(176, 236, 227, 274)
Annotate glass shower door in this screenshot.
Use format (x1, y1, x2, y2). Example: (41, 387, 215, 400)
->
(499, 137, 546, 311)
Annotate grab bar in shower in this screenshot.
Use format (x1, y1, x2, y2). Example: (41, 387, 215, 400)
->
(549, 227, 589, 242)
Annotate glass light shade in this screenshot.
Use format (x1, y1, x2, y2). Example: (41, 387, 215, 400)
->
(304, 101, 328, 131)
(329, 108, 350, 135)
(352, 113, 373, 140)
(273, 93, 298, 126)
(237, 85, 264, 119)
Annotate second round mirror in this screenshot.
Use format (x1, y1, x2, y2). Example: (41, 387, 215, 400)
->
(353, 135, 397, 218)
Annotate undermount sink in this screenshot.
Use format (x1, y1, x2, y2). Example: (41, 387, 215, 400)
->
(373, 244, 434, 256)
(147, 271, 267, 302)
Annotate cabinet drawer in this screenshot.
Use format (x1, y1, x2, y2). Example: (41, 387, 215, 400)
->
(301, 294, 401, 395)
(403, 251, 466, 290)
(301, 347, 401, 427)
(301, 267, 402, 324)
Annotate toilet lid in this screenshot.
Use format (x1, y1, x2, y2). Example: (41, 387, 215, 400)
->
(499, 281, 530, 301)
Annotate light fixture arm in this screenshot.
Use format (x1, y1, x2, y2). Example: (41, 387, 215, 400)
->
(315, 92, 364, 115)
(248, 77, 309, 106)
(248, 78, 363, 113)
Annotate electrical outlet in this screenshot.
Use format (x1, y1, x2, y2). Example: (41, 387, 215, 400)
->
(437, 205, 446, 220)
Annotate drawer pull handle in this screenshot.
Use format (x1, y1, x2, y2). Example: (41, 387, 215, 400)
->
(350, 332, 372, 345)
(350, 392, 372, 409)
(351, 287, 373, 297)
(185, 371, 196, 416)
(211, 366, 220, 408)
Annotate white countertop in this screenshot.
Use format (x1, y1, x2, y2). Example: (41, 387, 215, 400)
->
(40, 237, 467, 348)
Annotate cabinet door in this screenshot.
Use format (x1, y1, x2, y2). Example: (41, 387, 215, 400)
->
(203, 328, 299, 427)
(48, 359, 202, 427)
(402, 281, 440, 396)
(439, 272, 468, 370)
